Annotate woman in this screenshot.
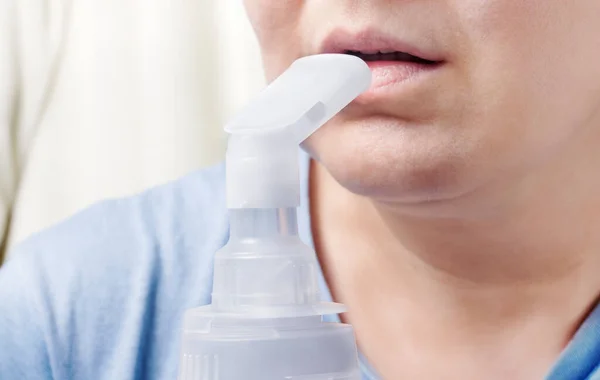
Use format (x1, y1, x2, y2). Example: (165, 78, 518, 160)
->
(2, 1, 600, 379)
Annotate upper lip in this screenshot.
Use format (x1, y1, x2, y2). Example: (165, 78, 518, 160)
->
(319, 28, 444, 63)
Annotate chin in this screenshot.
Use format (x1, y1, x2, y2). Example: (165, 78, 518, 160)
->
(323, 151, 469, 204)
(306, 118, 481, 206)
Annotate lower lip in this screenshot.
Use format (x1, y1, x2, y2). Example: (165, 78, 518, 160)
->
(360, 60, 442, 96)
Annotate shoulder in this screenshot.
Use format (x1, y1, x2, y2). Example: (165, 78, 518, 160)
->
(0, 163, 229, 379)
(11, 162, 229, 290)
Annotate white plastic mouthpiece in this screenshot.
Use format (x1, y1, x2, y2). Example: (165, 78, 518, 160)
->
(225, 54, 371, 209)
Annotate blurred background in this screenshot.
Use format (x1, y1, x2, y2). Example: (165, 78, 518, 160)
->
(0, 0, 265, 263)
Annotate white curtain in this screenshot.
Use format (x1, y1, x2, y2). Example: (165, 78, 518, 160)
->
(0, 0, 265, 259)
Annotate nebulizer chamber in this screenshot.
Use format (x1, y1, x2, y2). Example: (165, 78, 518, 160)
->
(177, 54, 371, 380)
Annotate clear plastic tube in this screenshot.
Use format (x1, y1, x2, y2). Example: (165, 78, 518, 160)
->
(228, 208, 299, 238)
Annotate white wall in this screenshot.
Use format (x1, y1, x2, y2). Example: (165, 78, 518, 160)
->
(1, 0, 265, 257)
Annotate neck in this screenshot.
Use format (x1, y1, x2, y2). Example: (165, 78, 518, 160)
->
(310, 133, 600, 377)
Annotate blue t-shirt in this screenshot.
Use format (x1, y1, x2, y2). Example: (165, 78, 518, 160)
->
(1, 155, 600, 380)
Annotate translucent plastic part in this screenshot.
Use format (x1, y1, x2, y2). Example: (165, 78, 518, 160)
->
(225, 54, 371, 209)
(177, 54, 371, 380)
(210, 208, 346, 318)
(178, 315, 361, 380)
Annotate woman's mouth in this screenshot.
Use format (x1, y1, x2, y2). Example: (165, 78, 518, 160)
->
(319, 29, 446, 98)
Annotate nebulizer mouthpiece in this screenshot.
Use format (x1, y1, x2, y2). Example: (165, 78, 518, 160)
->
(177, 54, 371, 380)
(225, 54, 371, 209)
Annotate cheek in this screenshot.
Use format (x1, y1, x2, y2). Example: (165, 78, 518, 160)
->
(244, 0, 300, 32)
(243, 0, 304, 80)
(455, 0, 600, 160)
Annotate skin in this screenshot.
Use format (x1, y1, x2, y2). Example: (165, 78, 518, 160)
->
(244, 1, 600, 378)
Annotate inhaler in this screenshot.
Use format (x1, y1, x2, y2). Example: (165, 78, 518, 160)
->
(177, 54, 372, 380)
